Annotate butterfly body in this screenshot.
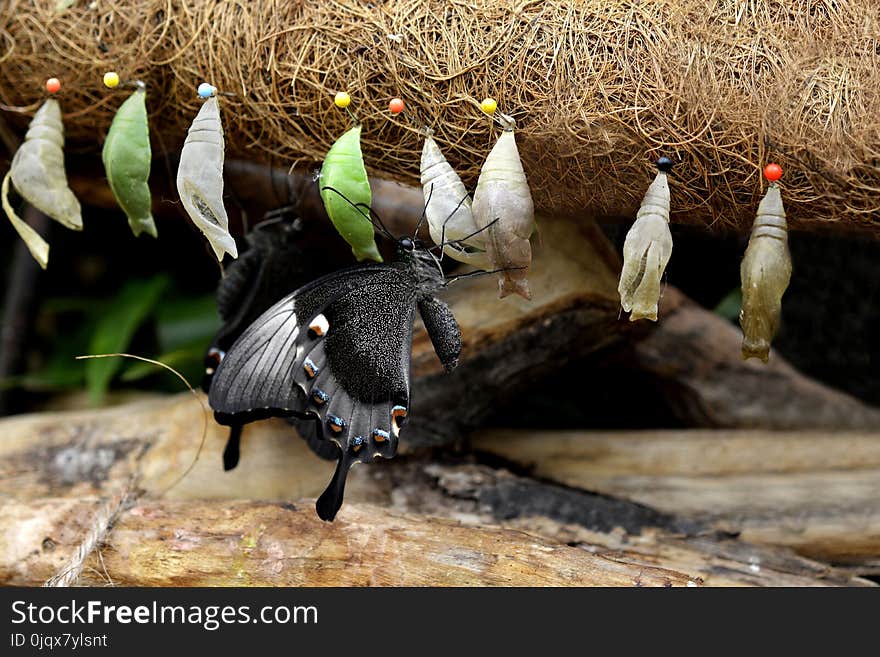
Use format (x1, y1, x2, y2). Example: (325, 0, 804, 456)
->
(208, 240, 460, 521)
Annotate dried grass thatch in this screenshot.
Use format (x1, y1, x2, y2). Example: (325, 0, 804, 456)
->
(1, 0, 879, 233)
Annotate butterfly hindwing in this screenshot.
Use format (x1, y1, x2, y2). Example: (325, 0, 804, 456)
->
(209, 263, 419, 520)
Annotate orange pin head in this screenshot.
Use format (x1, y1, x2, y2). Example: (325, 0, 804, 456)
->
(389, 97, 405, 114)
(764, 163, 782, 182)
(45, 78, 61, 94)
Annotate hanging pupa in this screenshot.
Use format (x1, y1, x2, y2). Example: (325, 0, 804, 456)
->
(617, 157, 674, 321)
(176, 83, 238, 261)
(740, 163, 791, 362)
(319, 124, 382, 262)
(102, 76, 156, 238)
(471, 112, 535, 299)
(420, 128, 489, 269)
(1, 78, 82, 269)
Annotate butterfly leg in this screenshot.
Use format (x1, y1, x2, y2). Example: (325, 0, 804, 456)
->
(222, 424, 244, 471)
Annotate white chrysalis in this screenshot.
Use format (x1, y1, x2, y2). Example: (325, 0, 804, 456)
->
(420, 130, 489, 269)
(471, 115, 535, 300)
(740, 183, 791, 362)
(618, 160, 674, 322)
(176, 95, 238, 261)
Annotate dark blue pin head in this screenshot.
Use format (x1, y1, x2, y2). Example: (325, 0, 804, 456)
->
(656, 156, 673, 173)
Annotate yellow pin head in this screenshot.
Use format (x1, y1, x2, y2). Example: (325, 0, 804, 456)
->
(481, 97, 498, 115)
(103, 71, 120, 89)
(334, 92, 351, 109)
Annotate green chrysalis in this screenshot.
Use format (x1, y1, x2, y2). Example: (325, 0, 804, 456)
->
(319, 126, 382, 262)
(102, 87, 156, 238)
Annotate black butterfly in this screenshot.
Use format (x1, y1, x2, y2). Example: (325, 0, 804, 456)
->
(207, 187, 474, 521)
(202, 210, 326, 471)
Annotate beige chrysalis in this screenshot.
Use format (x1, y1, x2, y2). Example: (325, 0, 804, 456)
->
(618, 161, 673, 321)
(420, 130, 489, 269)
(471, 115, 535, 300)
(1, 98, 82, 268)
(176, 95, 238, 261)
(740, 184, 791, 362)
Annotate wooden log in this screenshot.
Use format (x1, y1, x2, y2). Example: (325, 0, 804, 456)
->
(472, 429, 880, 569)
(0, 498, 692, 587)
(1, 397, 875, 586)
(409, 216, 626, 444)
(639, 288, 880, 430)
(0, 395, 344, 503)
(391, 462, 873, 587)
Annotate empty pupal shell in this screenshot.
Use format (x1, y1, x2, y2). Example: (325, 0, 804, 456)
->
(176, 96, 238, 261)
(1, 172, 48, 268)
(618, 169, 673, 321)
(102, 87, 156, 238)
(740, 185, 791, 362)
(471, 120, 535, 299)
(420, 133, 489, 269)
(1, 98, 82, 268)
(319, 125, 382, 262)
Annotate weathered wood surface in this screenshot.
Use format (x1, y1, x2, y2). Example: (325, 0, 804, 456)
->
(0, 499, 693, 587)
(472, 429, 880, 570)
(390, 462, 872, 587)
(0, 396, 875, 586)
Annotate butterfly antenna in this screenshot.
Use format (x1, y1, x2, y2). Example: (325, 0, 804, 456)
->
(354, 202, 396, 241)
(320, 185, 395, 241)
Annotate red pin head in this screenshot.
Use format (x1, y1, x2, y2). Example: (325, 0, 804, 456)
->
(389, 97, 405, 114)
(45, 78, 61, 94)
(764, 163, 782, 182)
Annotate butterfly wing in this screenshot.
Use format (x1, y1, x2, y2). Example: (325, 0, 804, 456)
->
(208, 263, 417, 520)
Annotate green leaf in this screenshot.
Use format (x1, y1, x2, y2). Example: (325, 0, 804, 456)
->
(84, 275, 169, 405)
(9, 318, 96, 392)
(154, 294, 220, 352)
(119, 343, 205, 383)
(714, 287, 742, 322)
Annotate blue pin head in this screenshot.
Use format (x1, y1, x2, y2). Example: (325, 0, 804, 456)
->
(197, 82, 217, 99)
